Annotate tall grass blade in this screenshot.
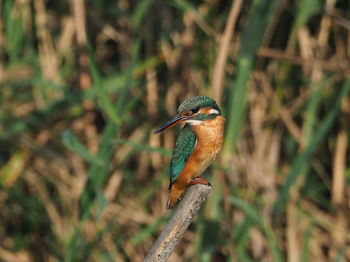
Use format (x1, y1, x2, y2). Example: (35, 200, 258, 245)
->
(223, 0, 278, 155)
(4, 0, 24, 63)
(272, 81, 350, 218)
(79, 41, 140, 220)
(301, 226, 313, 262)
(61, 130, 103, 165)
(230, 196, 283, 262)
(132, 0, 154, 29)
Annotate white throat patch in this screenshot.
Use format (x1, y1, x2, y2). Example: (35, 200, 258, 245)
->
(209, 108, 220, 115)
(186, 119, 202, 126)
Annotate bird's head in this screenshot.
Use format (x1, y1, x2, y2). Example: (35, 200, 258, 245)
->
(154, 96, 221, 134)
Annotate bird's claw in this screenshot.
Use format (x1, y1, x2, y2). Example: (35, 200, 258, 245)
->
(190, 177, 211, 186)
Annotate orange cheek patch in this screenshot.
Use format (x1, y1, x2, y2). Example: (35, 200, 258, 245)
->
(199, 107, 211, 114)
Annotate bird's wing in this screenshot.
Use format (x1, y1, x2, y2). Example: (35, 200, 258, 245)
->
(169, 124, 196, 186)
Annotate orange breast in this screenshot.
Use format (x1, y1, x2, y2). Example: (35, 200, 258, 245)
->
(176, 116, 225, 186)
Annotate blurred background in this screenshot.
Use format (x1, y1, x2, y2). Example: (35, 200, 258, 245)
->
(1, 0, 350, 261)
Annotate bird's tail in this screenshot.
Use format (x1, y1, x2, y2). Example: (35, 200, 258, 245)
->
(166, 185, 185, 209)
(166, 197, 174, 209)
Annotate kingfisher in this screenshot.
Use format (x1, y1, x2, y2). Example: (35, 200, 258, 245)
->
(154, 96, 225, 209)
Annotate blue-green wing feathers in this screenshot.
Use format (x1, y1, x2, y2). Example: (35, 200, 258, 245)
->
(169, 125, 196, 186)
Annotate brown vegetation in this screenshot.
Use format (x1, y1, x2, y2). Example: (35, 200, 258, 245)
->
(1, 0, 350, 261)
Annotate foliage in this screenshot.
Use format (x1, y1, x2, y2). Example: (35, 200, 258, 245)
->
(1, 0, 350, 261)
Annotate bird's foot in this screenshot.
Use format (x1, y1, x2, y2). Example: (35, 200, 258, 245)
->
(190, 177, 211, 186)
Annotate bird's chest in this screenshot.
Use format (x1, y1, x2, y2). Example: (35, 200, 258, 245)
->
(192, 116, 225, 168)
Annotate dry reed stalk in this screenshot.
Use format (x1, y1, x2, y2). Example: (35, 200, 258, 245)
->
(332, 130, 347, 205)
(71, 0, 92, 109)
(330, 130, 347, 260)
(34, 0, 61, 104)
(147, 68, 162, 170)
(26, 170, 64, 238)
(57, 17, 75, 54)
(287, 2, 337, 258)
(211, 0, 243, 104)
(257, 47, 350, 73)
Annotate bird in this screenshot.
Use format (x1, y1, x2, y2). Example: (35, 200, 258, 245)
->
(154, 96, 225, 209)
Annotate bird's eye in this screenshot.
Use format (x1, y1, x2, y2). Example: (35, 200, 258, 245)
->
(190, 107, 199, 114)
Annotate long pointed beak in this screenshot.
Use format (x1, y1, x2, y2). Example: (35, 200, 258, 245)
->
(154, 114, 187, 134)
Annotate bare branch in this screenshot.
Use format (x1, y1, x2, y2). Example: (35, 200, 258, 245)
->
(143, 184, 212, 262)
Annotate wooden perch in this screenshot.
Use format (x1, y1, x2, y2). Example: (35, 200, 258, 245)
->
(143, 184, 212, 262)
